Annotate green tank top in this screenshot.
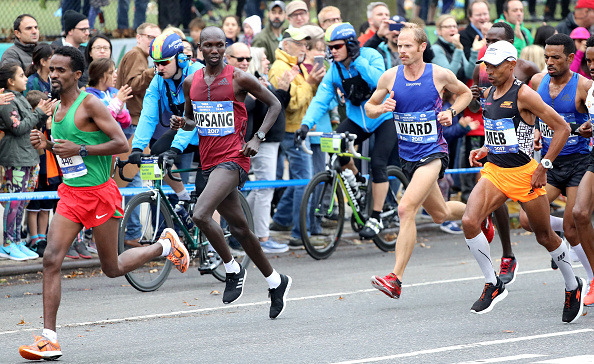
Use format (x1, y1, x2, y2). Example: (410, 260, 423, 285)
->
(51, 91, 111, 187)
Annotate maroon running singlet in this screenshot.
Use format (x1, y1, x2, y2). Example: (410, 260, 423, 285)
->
(189, 65, 250, 173)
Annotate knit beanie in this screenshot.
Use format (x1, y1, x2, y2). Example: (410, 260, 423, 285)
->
(63, 10, 87, 34)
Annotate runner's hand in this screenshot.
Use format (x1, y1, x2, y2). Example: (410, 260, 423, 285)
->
(0, 89, 15, 105)
(240, 138, 260, 157)
(470, 85, 481, 100)
(437, 109, 453, 126)
(469, 146, 488, 167)
(578, 120, 592, 138)
(531, 164, 547, 189)
(381, 91, 396, 113)
(30, 129, 47, 150)
(53, 139, 81, 158)
(170, 115, 185, 130)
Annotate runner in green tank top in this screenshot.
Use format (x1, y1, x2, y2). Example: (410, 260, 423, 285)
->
(20, 46, 190, 362)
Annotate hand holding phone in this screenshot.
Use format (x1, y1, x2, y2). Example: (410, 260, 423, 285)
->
(389, 23, 404, 32)
(314, 56, 325, 70)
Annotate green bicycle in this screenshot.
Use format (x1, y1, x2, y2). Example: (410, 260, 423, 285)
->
(114, 156, 252, 292)
(299, 132, 409, 260)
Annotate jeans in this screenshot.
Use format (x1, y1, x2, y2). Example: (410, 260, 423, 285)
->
(117, 0, 149, 30)
(2, 166, 38, 243)
(273, 133, 313, 239)
(246, 142, 279, 239)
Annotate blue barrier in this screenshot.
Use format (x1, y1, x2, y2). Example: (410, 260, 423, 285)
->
(0, 167, 483, 202)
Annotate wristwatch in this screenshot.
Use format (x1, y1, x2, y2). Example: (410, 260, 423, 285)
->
(79, 144, 88, 158)
(541, 158, 553, 169)
(255, 131, 266, 141)
(447, 108, 457, 117)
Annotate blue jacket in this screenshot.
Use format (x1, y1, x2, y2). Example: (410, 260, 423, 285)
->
(132, 61, 203, 151)
(301, 47, 391, 133)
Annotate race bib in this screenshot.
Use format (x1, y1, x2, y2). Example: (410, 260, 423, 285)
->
(57, 155, 87, 179)
(484, 117, 519, 154)
(393, 111, 438, 143)
(140, 156, 162, 180)
(192, 101, 235, 137)
(539, 113, 579, 146)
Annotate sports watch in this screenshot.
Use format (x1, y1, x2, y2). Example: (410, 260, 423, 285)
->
(541, 158, 553, 169)
(447, 108, 457, 117)
(255, 131, 266, 141)
(79, 144, 88, 158)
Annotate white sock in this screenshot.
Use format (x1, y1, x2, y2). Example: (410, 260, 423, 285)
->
(159, 238, 171, 257)
(265, 269, 282, 289)
(176, 189, 191, 201)
(224, 258, 241, 274)
(572, 243, 593, 282)
(42, 328, 57, 343)
(550, 216, 564, 232)
(466, 232, 497, 284)
(550, 242, 578, 290)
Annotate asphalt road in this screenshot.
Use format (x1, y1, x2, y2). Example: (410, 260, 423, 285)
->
(1, 227, 594, 364)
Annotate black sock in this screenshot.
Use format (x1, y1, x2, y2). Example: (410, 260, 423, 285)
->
(371, 210, 381, 220)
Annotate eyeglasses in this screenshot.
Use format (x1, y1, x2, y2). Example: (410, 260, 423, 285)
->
(328, 43, 345, 51)
(440, 24, 458, 29)
(289, 10, 308, 18)
(288, 39, 307, 48)
(92, 46, 110, 51)
(229, 55, 252, 62)
(154, 56, 175, 66)
(75, 27, 90, 32)
(322, 17, 342, 24)
(139, 33, 157, 40)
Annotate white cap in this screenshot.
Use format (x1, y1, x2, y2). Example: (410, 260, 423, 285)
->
(477, 40, 518, 66)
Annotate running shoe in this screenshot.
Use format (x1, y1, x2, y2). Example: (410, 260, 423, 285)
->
(35, 239, 47, 258)
(86, 240, 98, 254)
(0, 243, 30, 261)
(269, 274, 292, 319)
(19, 335, 62, 361)
(269, 221, 292, 231)
(584, 280, 594, 307)
(73, 239, 92, 259)
(260, 239, 289, 254)
(562, 276, 586, 323)
(499, 257, 518, 285)
(371, 273, 401, 299)
(470, 277, 508, 314)
(65, 244, 79, 259)
(223, 265, 246, 304)
(161, 228, 189, 273)
(440, 221, 464, 234)
(481, 214, 495, 243)
(17, 241, 39, 259)
(360, 217, 383, 239)
(288, 238, 304, 250)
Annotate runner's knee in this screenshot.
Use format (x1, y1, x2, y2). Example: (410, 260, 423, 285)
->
(573, 205, 591, 226)
(101, 264, 121, 278)
(461, 213, 481, 232)
(397, 202, 418, 221)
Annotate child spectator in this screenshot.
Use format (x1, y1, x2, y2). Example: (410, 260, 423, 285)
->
(188, 17, 206, 63)
(570, 27, 592, 79)
(25, 43, 53, 96)
(242, 15, 262, 46)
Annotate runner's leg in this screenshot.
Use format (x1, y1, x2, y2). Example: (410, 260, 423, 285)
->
(493, 204, 513, 257)
(519, 184, 560, 232)
(563, 186, 593, 281)
(573, 172, 594, 277)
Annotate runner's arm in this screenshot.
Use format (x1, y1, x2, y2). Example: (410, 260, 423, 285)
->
(76, 96, 129, 156)
(529, 72, 544, 91)
(440, 67, 472, 117)
(365, 68, 395, 119)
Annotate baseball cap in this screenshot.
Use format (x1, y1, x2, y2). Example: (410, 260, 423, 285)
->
(570, 27, 590, 40)
(286, 0, 308, 16)
(391, 15, 406, 23)
(268, 0, 286, 11)
(301, 25, 324, 40)
(282, 28, 310, 41)
(576, 0, 594, 9)
(477, 40, 518, 66)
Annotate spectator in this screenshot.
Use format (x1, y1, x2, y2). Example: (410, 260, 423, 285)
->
(534, 24, 557, 47)
(496, 0, 533, 55)
(432, 14, 484, 83)
(88, 0, 109, 30)
(61, 0, 91, 32)
(545, 0, 571, 22)
(556, 0, 594, 35)
(117, 0, 149, 32)
(243, 15, 262, 46)
(358, 2, 390, 45)
(51, 11, 90, 88)
(0, 63, 53, 261)
(158, 0, 182, 30)
(286, 0, 310, 29)
(25, 44, 53, 96)
(519, 44, 546, 71)
(460, 0, 491, 61)
(570, 27, 592, 79)
(317, 6, 342, 31)
(241, 46, 291, 253)
(268, 28, 325, 247)
(222, 15, 243, 46)
(182, 39, 194, 59)
(363, 16, 405, 71)
(188, 17, 206, 62)
(253, 1, 287, 63)
(1, 15, 39, 72)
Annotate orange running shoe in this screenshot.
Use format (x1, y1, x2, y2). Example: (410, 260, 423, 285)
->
(584, 280, 594, 307)
(19, 335, 62, 361)
(161, 228, 190, 273)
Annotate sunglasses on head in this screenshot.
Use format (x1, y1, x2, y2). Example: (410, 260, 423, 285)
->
(154, 56, 176, 66)
(229, 55, 252, 62)
(328, 43, 345, 51)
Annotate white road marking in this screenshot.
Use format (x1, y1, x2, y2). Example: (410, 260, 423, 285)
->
(0, 266, 584, 337)
(457, 354, 546, 364)
(532, 355, 594, 364)
(331, 330, 593, 364)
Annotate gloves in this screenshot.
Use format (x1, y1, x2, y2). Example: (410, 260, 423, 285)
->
(128, 148, 144, 165)
(346, 40, 360, 61)
(158, 148, 180, 169)
(294, 124, 309, 145)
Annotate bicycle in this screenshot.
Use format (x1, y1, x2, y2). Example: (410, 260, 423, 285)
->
(299, 132, 409, 260)
(114, 156, 252, 292)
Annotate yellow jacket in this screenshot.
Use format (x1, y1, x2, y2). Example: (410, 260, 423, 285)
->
(269, 48, 316, 133)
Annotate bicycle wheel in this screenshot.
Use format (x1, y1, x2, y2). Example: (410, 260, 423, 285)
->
(299, 171, 346, 260)
(211, 191, 254, 282)
(368, 166, 409, 252)
(118, 192, 174, 292)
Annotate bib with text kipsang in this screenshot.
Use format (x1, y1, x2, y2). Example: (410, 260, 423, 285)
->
(193, 101, 235, 137)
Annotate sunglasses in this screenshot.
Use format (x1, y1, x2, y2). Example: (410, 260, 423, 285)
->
(154, 56, 175, 66)
(328, 43, 345, 51)
(229, 55, 252, 62)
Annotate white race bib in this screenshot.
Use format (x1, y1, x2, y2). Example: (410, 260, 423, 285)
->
(393, 111, 438, 144)
(484, 117, 519, 154)
(539, 113, 579, 146)
(57, 155, 87, 179)
(192, 101, 235, 137)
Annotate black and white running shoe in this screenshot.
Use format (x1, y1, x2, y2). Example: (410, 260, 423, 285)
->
(223, 265, 246, 304)
(269, 274, 292, 319)
(562, 276, 586, 324)
(471, 277, 508, 314)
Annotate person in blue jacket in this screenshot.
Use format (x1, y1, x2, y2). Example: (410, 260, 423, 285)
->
(296, 22, 393, 239)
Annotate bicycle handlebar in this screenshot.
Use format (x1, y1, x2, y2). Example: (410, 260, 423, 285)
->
(112, 155, 182, 183)
(300, 132, 360, 158)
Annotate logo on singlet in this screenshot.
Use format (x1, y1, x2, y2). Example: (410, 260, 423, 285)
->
(406, 82, 421, 86)
(500, 101, 513, 109)
(217, 78, 230, 86)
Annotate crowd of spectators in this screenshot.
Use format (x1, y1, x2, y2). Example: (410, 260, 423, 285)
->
(1, 0, 594, 260)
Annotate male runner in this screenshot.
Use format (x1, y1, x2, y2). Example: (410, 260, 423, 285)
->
(520, 34, 594, 302)
(462, 40, 585, 323)
(365, 24, 486, 299)
(468, 22, 542, 285)
(19, 46, 189, 361)
(170, 27, 292, 319)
